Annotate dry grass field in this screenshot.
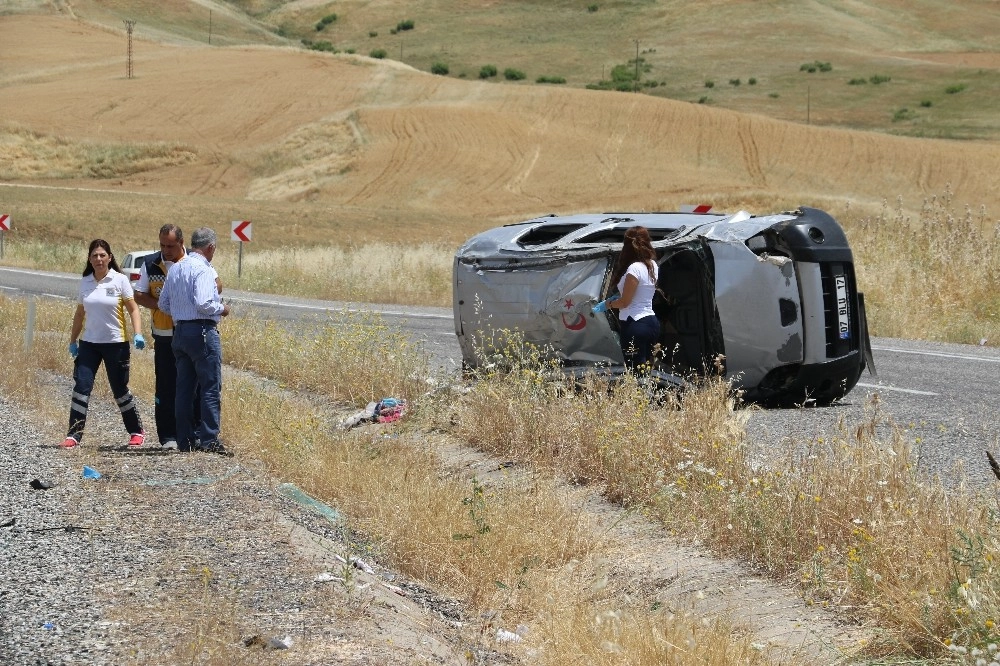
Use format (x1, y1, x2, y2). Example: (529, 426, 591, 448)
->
(2, 0, 1000, 258)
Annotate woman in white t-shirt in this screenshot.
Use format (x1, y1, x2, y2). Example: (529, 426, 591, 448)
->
(61, 239, 147, 449)
(605, 226, 660, 371)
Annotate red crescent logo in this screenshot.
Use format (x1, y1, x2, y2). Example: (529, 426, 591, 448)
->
(561, 313, 586, 331)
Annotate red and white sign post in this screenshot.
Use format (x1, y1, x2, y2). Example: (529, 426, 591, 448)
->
(231, 220, 252, 278)
(0, 214, 10, 260)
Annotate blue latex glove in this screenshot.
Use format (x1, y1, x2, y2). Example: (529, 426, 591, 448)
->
(133, 333, 146, 350)
(592, 293, 619, 313)
(68, 341, 79, 358)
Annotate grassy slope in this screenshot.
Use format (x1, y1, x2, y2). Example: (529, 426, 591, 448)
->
(0, 0, 998, 253)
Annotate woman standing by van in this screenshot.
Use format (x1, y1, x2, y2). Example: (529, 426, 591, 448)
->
(606, 226, 660, 371)
(61, 239, 147, 449)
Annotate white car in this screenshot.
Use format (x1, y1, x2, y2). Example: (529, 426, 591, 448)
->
(120, 250, 155, 288)
(453, 206, 874, 406)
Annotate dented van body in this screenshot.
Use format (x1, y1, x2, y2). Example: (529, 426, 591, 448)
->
(453, 207, 873, 405)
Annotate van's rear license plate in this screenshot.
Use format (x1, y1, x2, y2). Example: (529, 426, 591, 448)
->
(835, 275, 851, 339)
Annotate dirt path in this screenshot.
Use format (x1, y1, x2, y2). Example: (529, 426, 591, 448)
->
(434, 439, 870, 664)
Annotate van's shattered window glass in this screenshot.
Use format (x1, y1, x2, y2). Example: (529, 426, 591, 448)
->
(574, 227, 684, 244)
(517, 224, 589, 246)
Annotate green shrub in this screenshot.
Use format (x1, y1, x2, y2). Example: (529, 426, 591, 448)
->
(302, 39, 336, 53)
(920, 99, 933, 107)
(869, 74, 891, 84)
(800, 60, 832, 73)
(945, 83, 967, 94)
(848, 77, 867, 85)
(892, 107, 915, 122)
(396, 19, 415, 31)
(704, 80, 714, 88)
(729, 78, 741, 86)
(370, 48, 387, 59)
(315, 13, 337, 31)
(503, 68, 526, 81)
(479, 64, 497, 79)
(536, 75, 566, 84)
(431, 62, 449, 75)
(609, 64, 636, 83)
(768, 92, 780, 98)
(345, 48, 355, 54)
(587, 4, 599, 12)
(698, 96, 710, 104)
(748, 77, 757, 85)
(369, 31, 378, 38)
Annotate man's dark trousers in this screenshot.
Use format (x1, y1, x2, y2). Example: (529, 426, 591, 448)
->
(153, 333, 199, 444)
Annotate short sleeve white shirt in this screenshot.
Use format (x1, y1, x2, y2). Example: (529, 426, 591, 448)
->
(78, 269, 134, 343)
(616, 261, 658, 321)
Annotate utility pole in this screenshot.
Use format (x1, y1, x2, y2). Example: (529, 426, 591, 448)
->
(209, 10, 212, 45)
(634, 39, 640, 92)
(124, 19, 136, 79)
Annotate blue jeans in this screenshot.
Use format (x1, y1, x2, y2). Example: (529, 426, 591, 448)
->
(172, 321, 222, 450)
(68, 341, 143, 443)
(153, 333, 201, 444)
(619, 315, 660, 371)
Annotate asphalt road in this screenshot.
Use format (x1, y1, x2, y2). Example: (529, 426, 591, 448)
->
(3, 265, 998, 488)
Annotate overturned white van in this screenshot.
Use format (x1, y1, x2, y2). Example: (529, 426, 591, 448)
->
(453, 207, 874, 405)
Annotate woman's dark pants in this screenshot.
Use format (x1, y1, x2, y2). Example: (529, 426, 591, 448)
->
(68, 341, 143, 442)
(619, 315, 660, 372)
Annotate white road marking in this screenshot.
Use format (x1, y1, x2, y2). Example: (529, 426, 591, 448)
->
(229, 296, 452, 320)
(0, 267, 76, 280)
(856, 382, 938, 396)
(873, 345, 1000, 364)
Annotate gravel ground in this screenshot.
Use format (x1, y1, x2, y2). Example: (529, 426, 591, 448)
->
(0, 395, 470, 665)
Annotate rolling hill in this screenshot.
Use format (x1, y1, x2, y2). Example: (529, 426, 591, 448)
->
(1, 1, 998, 249)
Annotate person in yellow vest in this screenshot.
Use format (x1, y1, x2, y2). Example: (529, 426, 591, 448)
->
(134, 224, 218, 452)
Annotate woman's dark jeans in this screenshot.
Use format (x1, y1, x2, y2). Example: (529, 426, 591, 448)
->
(619, 315, 660, 371)
(68, 341, 143, 442)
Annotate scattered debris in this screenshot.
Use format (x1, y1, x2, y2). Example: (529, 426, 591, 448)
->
(0, 517, 15, 528)
(82, 466, 102, 480)
(351, 557, 375, 574)
(276, 483, 342, 525)
(28, 525, 86, 534)
(375, 398, 406, 423)
(339, 398, 408, 429)
(987, 450, 1000, 481)
(497, 629, 524, 643)
(29, 479, 54, 490)
(313, 572, 344, 583)
(380, 581, 407, 596)
(243, 634, 292, 650)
